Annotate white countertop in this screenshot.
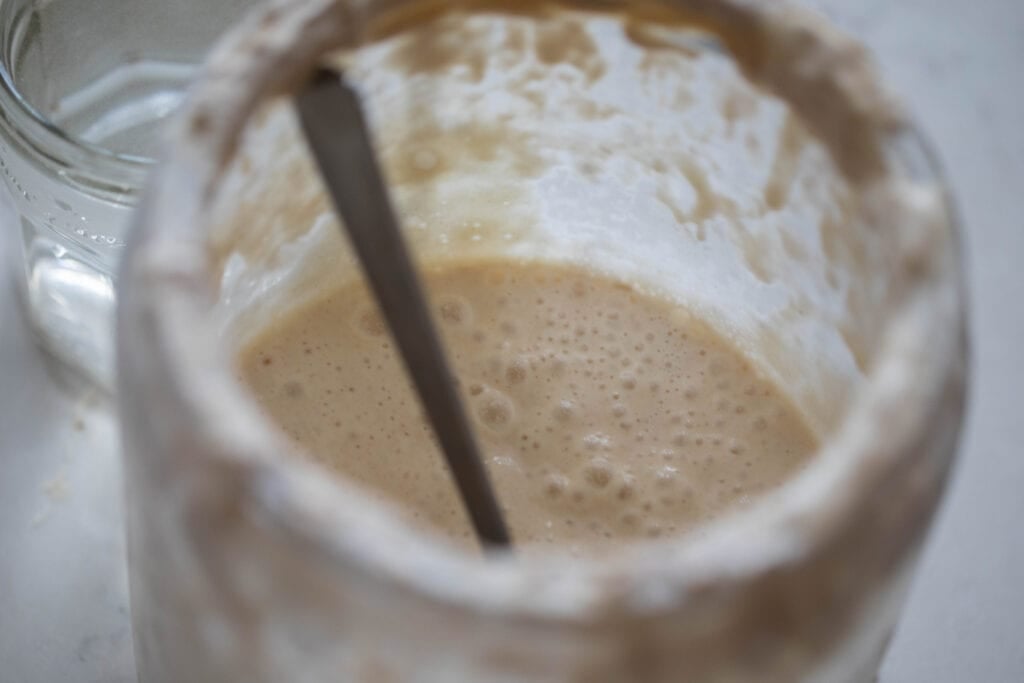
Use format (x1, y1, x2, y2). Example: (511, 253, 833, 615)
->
(1, 0, 1022, 680)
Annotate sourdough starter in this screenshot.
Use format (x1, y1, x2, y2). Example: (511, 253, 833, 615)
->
(239, 260, 817, 551)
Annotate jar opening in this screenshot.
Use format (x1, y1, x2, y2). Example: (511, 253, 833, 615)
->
(118, 0, 967, 659)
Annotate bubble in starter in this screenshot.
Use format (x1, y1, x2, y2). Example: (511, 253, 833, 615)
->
(553, 399, 576, 422)
(438, 296, 472, 326)
(656, 465, 679, 487)
(490, 453, 519, 470)
(585, 458, 613, 488)
(583, 432, 612, 451)
(545, 473, 569, 498)
(505, 358, 528, 384)
(475, 389, 516, 432)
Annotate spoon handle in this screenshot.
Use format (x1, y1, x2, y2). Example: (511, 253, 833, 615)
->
(296, 68, 512, 549)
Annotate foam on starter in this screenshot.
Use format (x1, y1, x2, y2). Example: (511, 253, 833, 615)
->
(238, 260, 817, 554)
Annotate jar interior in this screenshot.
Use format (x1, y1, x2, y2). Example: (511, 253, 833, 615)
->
(209, 11, 898, 443)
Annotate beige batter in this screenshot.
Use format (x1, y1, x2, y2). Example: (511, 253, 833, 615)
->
(239, 260, 817, 551)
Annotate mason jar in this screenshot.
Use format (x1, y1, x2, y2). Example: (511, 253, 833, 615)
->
(0, 0, 256, 388)
(117, 1, 969, 681)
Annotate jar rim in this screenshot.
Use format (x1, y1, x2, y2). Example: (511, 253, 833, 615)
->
(0, 0, 151, 191)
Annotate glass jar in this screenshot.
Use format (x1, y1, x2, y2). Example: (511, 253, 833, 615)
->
(118, 1, 968, 681)
(0, 0, 256, 388)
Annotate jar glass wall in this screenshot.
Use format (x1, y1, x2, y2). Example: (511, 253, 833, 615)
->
(118, 1, 968, 681)
(0, 0, 256, 387)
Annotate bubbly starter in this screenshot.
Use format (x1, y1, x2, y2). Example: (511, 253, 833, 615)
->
(239, 260, 817, 552)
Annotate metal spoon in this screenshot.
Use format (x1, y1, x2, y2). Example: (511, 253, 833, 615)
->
(296, 68, 512, 549)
